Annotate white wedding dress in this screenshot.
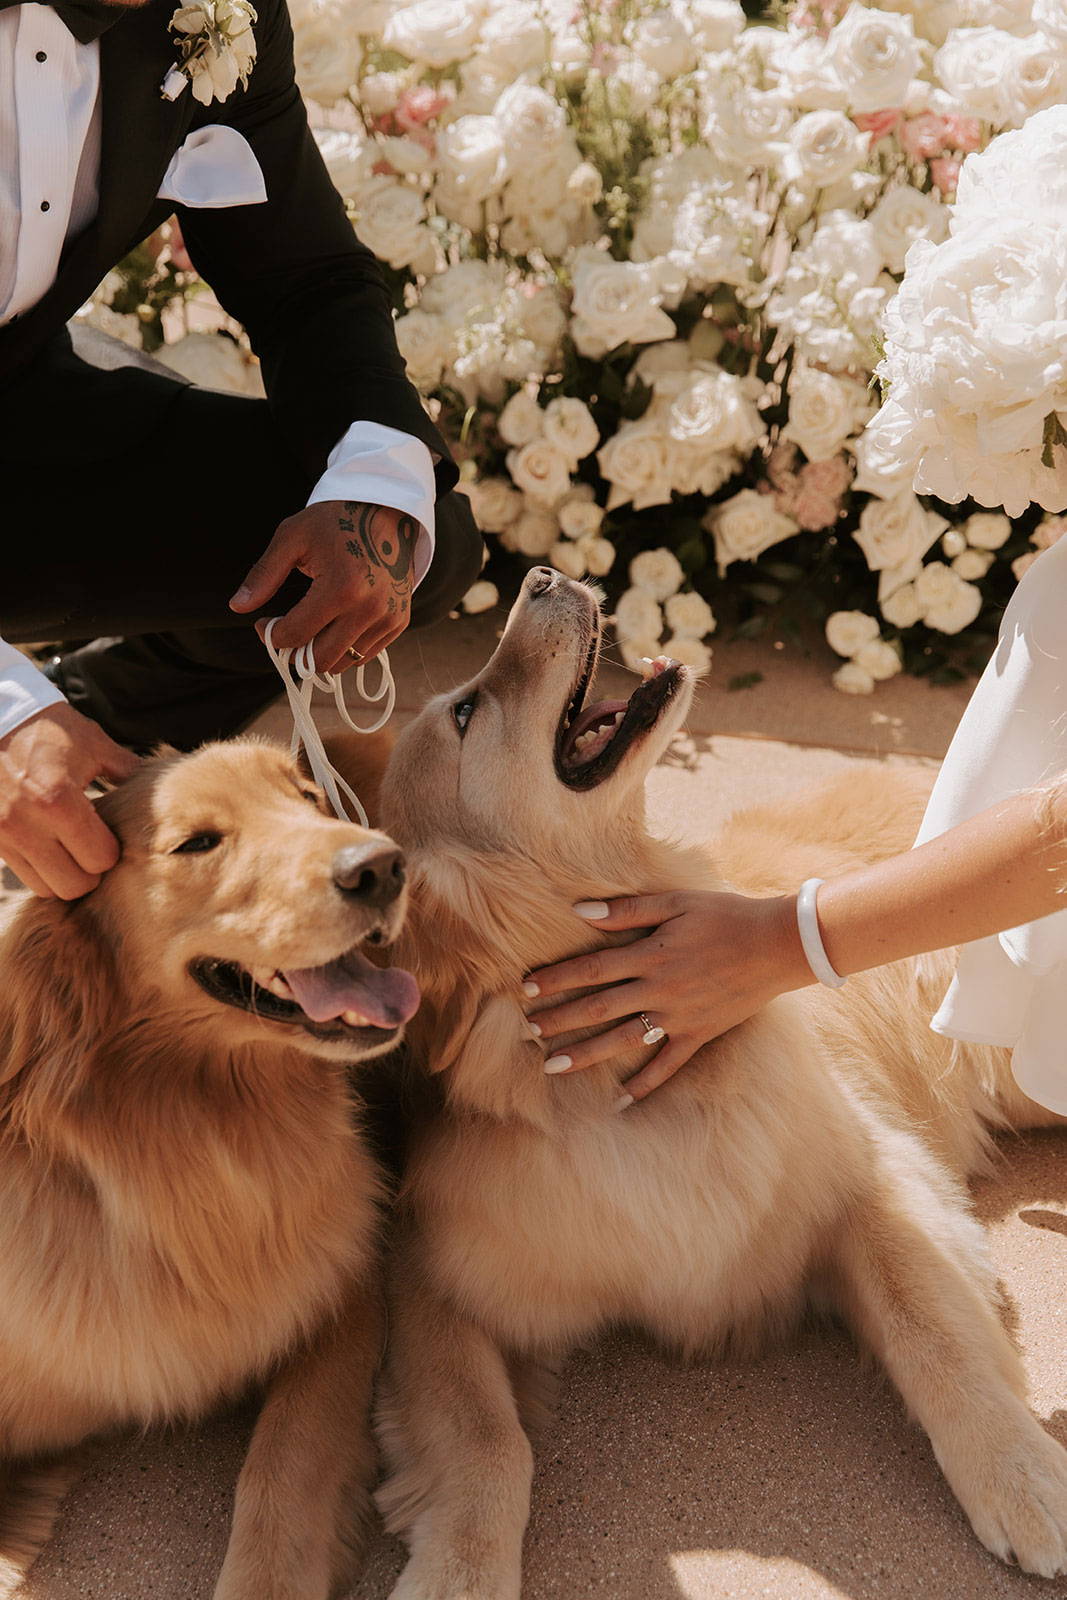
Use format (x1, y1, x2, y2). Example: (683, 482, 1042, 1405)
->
(914, 532, 1067, 1113)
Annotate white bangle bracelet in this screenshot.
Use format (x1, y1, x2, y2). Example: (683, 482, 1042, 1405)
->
(796, 878, 847, 990)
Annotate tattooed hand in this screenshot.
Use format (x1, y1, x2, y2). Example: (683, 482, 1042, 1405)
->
(229, 501, 419, 673)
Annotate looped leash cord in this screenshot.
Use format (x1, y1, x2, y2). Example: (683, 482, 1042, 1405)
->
(262, 617, 396, 828)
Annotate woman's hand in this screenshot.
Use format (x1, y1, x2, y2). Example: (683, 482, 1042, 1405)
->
(523, 890, 813, 1103)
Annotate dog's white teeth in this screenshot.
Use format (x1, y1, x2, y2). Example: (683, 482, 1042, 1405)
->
(612, 711, 624, 727)
(342, 1008, 369, 1027)
(261, 972, 293, 1000)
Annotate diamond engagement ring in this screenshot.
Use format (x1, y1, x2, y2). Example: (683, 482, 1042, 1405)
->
(639, 1012, 666, 1046)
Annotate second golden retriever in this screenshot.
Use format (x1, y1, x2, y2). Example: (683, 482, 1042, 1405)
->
(372, 568, 1067, 1598)
(0, 735, 412, 1599)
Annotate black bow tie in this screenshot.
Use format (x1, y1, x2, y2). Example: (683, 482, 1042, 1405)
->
(0, 0, 125, 44)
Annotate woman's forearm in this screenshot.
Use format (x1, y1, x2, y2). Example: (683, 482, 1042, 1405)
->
(814, 783, 1067, 980)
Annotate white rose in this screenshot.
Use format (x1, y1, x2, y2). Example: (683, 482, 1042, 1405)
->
(880, 582, 922, 629)
(941, 528, 968, 559)
(704, 87, 793, 169)
(869, 187, 949, 275)
(628, 9, 695, 77)
(502, 506, 559, 557)
(953, 549, 994, 580)
(828, 3, 921, 113)
(312, 128, 370, 202)
(376, 134, 434, 177)
(1034, 0, 1067, 36)
(783, 111, 869, 189)
(630, 547, 685, 603)
(832, 661, 876, 694)
(558, 488, 605, 540)
(953, 105, 1067, 229)
(783, 369, 873, 464)
(395, 309, 449, 391)
(461, 579, 499, 614)
(614, 587, 664, 643)
(598, 420, 674, 512)
(542, 398, 600, 467)
(383, 0, 483, 67)
(914, 561, 983, 632)
(475, 0, 548, 75)
(665, 591, 717, 639)
(570, 248, 677, 358)
(507, 440, 573, 506)
(854, 638, 903, 680)
(498, 389, 545, 448)
(359, 69, 406, 116)
(354, 183, 427, 269)
(850, 413, 922, 499)
(663, 635, 713, 675)
(493, 83, 567, 166)
(825, 610, 880, 658)
(517, 286, 567, 354)
(158, 333, 262, 396)
(686, 0, 744, 52)
(854, 494, 948, 595)
(292, 0, 361, 104)
(703, 490, 800, 575)
(934, 27, 1017, 123)
(579, 535, 616, 578)
(435, 115, 508, 202)
(1002, 32, 1067, 127)
(666, 370, 763, 454)
(962, 511, 1011, 550)
(468, 476, 523, 534)
(548, 539, 590, 580)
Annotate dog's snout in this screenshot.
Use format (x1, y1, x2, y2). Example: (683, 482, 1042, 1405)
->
(526, 567, 559, 598)
(332, 843, 406, 908)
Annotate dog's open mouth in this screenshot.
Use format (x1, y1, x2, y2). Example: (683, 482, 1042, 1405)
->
(189, 945, 420, 1045)
(555, 646, 687, 792)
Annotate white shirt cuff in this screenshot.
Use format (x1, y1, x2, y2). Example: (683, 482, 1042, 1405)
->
(306, 423, 437, 588)
(0, 640, 66, 741)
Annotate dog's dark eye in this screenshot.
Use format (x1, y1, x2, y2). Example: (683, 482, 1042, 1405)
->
(300, 788, 322, 806)
(171, 832, 222, 855)
(452, 695, 477, 736)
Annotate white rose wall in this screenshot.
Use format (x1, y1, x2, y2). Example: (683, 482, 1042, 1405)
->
(90, 0, 1067, 694)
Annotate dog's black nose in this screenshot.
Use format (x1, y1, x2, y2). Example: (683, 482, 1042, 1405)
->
(332, 843, 406, 908)
(526, 567, 559, 598)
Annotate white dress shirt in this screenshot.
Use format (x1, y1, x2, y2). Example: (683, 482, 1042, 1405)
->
(0, 3, 435, 741)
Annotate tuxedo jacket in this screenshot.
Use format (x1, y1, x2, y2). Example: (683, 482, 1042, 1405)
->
(0, 0, 456, 495)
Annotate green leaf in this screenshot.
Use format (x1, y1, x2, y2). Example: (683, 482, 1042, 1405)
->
(734, 614, 769, 640)
(743, 581, 783, 605)
(761, 561, 804, 583)
(728, 671, 764, 691)
(676, 537, 708, 574)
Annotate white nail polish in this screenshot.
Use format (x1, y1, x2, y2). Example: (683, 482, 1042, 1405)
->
(544, 1055, 572, 1074)
(613, 1093, 634, 1113)
(574, 901, 609, 919)
(528, 1021, 542, 1037)
(522, 980, 540, 998)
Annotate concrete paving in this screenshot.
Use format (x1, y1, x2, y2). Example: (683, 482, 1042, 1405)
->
(10, 616, 1067, 1600)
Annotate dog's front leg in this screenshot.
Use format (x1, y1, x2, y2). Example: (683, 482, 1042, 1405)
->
(213, 1269, 384, 1600)
(830, 1123, 1067, 1578)
(376, 1231, 533, 1600)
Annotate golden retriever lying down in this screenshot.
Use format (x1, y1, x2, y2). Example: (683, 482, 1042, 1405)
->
(0, 735, 415, 1600)
(371, 568, 1067, 1599)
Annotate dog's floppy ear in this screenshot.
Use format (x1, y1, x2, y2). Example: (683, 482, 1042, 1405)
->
(0, 895, 118, 1105)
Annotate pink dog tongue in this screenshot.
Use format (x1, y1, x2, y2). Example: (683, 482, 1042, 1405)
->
(280, 948, 420, 1027)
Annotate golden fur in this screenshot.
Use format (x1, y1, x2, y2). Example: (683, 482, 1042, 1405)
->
(370, 572, 1067, 1599)
(0, 733, 399, 1600)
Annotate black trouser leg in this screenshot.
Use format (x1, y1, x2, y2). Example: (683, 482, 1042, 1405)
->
(2, 366, 481, 751)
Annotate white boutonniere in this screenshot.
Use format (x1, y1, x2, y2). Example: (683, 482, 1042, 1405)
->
(160, 0, 257, 107)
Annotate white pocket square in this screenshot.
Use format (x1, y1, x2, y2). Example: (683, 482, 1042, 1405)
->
(157, 126, 267, 209)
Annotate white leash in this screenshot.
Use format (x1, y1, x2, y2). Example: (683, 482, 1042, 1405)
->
(262, 617, 395, 827)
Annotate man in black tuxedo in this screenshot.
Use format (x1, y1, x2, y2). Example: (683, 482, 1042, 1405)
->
(0, 0, 481, 898)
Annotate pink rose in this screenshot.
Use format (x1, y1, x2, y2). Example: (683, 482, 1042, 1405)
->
(941, 114, 981, 154)
(802, 454, 853, 498)
(853, 108, 901, 140)
(396, 85, 450, 131)
(900, 112, 948, 160)
(930, 157, 961, 197)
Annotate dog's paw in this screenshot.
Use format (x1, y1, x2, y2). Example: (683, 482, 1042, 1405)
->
(953, 1420, 1067, 1578)
(387, 1550, 521, 1600)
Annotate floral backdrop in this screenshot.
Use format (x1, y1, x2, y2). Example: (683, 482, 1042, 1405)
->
(88, 0, 1067, 692)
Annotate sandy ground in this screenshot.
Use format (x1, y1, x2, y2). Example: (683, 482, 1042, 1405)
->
(7, 615, 1067, 1600)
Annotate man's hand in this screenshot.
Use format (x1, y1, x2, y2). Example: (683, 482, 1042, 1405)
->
(229, 501, 419, 674)
(0, 705, 141, 900)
